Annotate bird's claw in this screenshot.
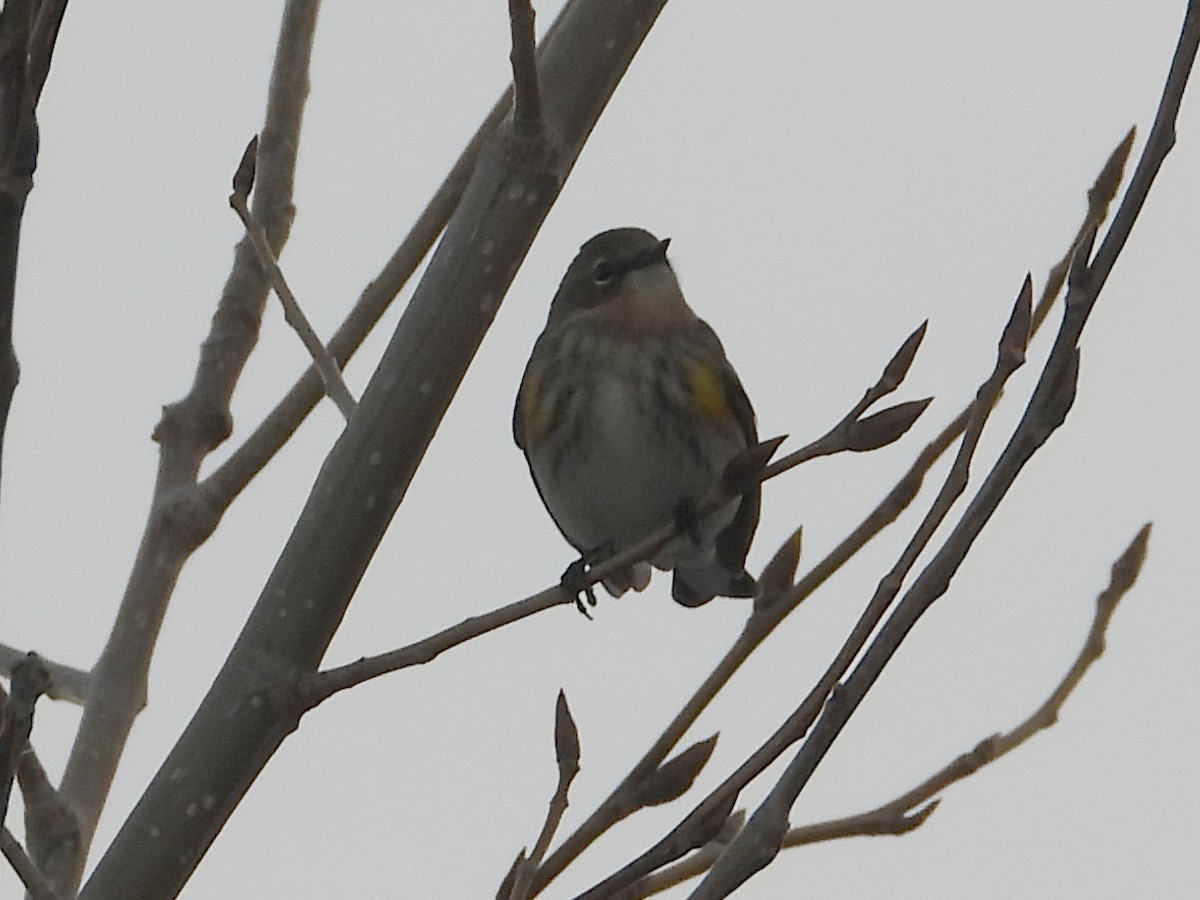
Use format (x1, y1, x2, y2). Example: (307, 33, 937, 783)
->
(560, 558, 598, 619)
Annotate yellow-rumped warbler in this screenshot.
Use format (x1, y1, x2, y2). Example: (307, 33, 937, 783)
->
(514, 227, 760, 607)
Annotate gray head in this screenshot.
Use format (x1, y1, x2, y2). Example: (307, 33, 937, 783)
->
(547, 228, 683, 327)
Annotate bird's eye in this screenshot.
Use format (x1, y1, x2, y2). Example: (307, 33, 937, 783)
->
(592, 260, 614, 285)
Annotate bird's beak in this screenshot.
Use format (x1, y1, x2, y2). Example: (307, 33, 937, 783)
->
(630, 237, 672, 273)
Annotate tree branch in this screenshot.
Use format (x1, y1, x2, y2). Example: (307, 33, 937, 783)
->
(0, 644, 88, 705)
(229, 136, 358, 419)
(0, 652, 47, 830)
(1, 827, 58, 900)
(0, 0, 44, 514)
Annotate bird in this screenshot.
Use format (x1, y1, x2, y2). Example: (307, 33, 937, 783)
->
(513, 227, 760, 608)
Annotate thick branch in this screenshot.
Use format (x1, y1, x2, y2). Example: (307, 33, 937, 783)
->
(79, 4, 669, 899)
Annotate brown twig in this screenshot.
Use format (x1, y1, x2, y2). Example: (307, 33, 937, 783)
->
(229, 136, 358, 420)
(507, 692, 581, 900)
(302, 585, 570, 707)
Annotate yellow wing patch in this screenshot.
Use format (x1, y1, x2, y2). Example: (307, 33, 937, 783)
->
(685, 358, 733, 423)
(516, 369, 546, 448)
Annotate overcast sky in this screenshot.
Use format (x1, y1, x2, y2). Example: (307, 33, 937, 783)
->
(2, 2, 1197, 897)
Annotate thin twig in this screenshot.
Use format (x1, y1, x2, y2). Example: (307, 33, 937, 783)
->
(508, 692, 581, 900)
(230, 136, 358, 420)
(302, 585, 570, 707)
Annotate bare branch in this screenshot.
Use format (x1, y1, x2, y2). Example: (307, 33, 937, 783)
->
(0, 0, 43, 512)
(1085, 3, 1199, 304)
(196, 1, 584, 516)
(301, 585, 570, 707)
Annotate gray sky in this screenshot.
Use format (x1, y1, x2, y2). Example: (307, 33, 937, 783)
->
(2, 1, 1197, 897)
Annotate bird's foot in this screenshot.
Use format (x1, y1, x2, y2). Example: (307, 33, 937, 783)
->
(560, 557, 598, 619)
